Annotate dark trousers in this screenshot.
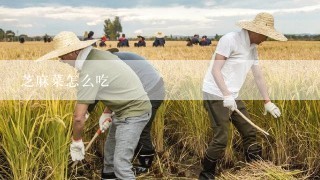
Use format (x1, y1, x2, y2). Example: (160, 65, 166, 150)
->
(203, 92, 260, 160)
(135, 99, 163, 155)
(136, 79, 165, 155)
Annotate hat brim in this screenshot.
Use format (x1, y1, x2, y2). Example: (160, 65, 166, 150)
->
(37, 39, 98, 61)
(155, 32, 165, 38)
(236, 21, 287, 41)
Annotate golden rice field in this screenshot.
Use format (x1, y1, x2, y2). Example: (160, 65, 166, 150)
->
(0, 41, 320, 179)
(1, 40, 320, 60)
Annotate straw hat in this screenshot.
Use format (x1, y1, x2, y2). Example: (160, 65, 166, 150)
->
(236, 12, 287, 41)
(37, 31, 98, 60)
(155, 32, 165, 38)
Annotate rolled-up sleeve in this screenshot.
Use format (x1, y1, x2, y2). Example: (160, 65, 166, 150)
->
(77, 68, 100, 105)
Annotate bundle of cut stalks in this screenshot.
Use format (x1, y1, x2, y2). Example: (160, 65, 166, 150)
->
(218, 161, 305, 180)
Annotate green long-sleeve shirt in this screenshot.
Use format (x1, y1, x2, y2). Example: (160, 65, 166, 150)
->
(77, 49, 151, 119)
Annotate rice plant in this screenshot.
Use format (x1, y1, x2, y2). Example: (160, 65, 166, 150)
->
(0, 41, 319, 179)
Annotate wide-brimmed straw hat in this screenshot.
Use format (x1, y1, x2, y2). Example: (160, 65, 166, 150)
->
(155, 32, 165, 38)
(37, 31, 98, 60)
(236, 12, 287, 41)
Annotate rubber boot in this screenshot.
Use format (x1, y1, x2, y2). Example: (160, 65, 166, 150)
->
(101, 171, 117, 180)
(245, 146, 262, 162)
(132, 154, 154, 175)
(199, 155, 217, 180)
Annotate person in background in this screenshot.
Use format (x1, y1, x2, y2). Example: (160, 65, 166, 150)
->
(186, 38, 193, 46)
(99, 35, 107, 47)
(112, 52, 165, 175)
(88, 51, 165, 175)
(44, 34, 50, 43)
(84, 31, 97, 47)
(200, 12, 287, 180)
(86, 31, 94, 40)
(19, 36, 25, 44)
(191, 34, 200, 45)
(153, 32, 165, 47)
(134, 35, 146, 47)
(206, 36, 212, 46)
(199, 36, 212, 46)
(117, 34, 130, 47)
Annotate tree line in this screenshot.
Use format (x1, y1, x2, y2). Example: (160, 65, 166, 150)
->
(0, 29, 17, 41)
(0, 28, 53, 42)
(1, 21, 320, 42)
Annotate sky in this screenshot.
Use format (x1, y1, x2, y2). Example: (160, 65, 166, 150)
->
(0, 0, 319, 37)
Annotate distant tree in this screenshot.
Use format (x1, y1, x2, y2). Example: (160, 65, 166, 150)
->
(5, 30, 15, 41)
(0, 28, 5, 41)
(214, 34, 221, 41)
(44, 34, 48, 43)
(108, 22, 116, 40)
(104, 19, 112, 39)
(103, 17, 123, 40)
(283, 34, 320, 41)
(113, 16, 122, 39)
(34, 36, 42, 41)
(6, 30, 15, 36)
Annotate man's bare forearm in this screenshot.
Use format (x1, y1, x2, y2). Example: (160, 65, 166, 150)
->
(73, 103, 89, 140)
(211, 54, 231, 96)
(212, 69, 232, 96)
(252, 66, 271, 103)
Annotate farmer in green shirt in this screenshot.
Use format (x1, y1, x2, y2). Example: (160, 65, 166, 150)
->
(38, 31, 152, 180)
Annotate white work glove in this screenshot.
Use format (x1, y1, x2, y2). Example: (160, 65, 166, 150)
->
(263, 102, 281, 118)
(223, 95, 237, 111)
(70, 139, 85, 161)
(99, 112, 112, 133)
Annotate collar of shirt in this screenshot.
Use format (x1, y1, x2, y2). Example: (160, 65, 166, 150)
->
(240, 29, 257, 50)
(75, 46, 93, 70)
